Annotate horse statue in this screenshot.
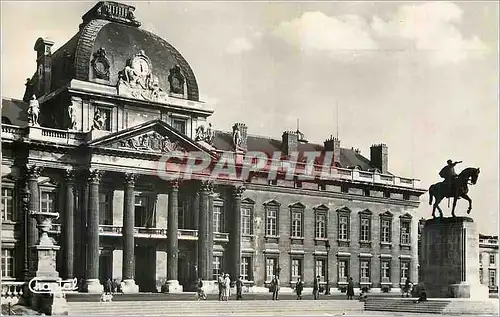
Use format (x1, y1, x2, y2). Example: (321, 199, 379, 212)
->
(428, 167, 480, 218)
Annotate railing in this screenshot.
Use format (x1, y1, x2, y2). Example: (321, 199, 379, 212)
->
(98, 225, 227, 242)
(1, 281, 25, 305)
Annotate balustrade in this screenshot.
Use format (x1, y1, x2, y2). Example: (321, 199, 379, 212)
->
(1, 281, 25, 305)
(96, 225, 227, 241)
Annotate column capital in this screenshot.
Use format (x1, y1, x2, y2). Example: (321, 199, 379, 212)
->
(88, 169, 103, 184)
(124, 173, 137, 186)
(64, 168, 76, 183)
(167, 179, 180, 191)
(25, 165, 43, 180)
(198, 180, 214, 194)
(233, 185, 246, 198)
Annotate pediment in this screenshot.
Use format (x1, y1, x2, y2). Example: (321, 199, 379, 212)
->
(88, 119, 216, 158)
(336, 206, 352, 213)
(313, 204, 329, 211)
(400, 213, 413, 219)
(289, 202, 306, 209)
(241, 197, 255, 205)
(263, 199, 281, 207)
(380, 210, 394, 218)
(358, 209, 372, 216)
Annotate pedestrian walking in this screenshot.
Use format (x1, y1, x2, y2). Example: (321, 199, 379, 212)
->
(295, 277, 303, 300)
(196, 278, 207, 300)
(235, 276, 243, 300)
(347, 277, 355, 300)
(271, 275, 280, 300)
(223, 273, 231, 301)
(218, 273, 225, 301)
(313, 275, 320, 300)
(402, 279, 412, 298)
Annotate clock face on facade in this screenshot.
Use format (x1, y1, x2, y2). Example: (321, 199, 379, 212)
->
(132, 57, 150, 77)
(94, 60, 108, 75)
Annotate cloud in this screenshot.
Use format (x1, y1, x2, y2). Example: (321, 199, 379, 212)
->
(226, 2, 488, 65)
(371, 1, 488, 65)
(226, 36, 255, 54)
(272, 11, 378, 59)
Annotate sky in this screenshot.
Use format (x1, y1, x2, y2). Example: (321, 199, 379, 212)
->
(1, 1, 498, 234)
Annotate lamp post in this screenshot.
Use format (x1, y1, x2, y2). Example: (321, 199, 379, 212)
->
(325, 240, 331, 295)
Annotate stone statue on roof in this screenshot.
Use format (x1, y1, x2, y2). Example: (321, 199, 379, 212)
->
(28, 95, 40, 126)
(232, 124, 242, 151)
(195, 123, 215, 146)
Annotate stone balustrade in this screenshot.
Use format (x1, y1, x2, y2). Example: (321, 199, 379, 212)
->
(1, 281, 25, 305)
(97, 225, 228, 241)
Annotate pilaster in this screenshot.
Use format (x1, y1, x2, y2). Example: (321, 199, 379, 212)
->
(25, 164, 43, 276)
(230, 185, 245, 281)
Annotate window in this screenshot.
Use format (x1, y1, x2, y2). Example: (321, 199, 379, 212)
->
(241, 207, 252, 235)
(95, 107, 111, 131)
(241, 256, 252, 281)
(341, 185, 348, 193)
(213, 205, 222, 233)
(360, 218, 371, 242)
(480, 268, 484, 284)
(172, 118, 187, 134)
(489, 254, 495, 265)
(213, 256, 222, 280)
(489, 269, 496, 287)
(97, 192, 112, 225)
(1, 187, 14, 221)
(315, 259, 326, 282)
(1, 249, 14, 278)
(360, 260, 371, 283)
(381, 261, 391, 283)
(338, 215, 349, 240)
(338, 259, 348, 283)
(291, 210, 303, 238)
(135, 195, 154, 227)
(266, 257, 277, 281)
(291, 258, 303, 280)
(265, 206, 278, 236)
(400, 221, 411, 245)
(381, 219, 392, 243)
(400, 261, 410, 283)
(41, 191, 56, 213)
(315, 212, 327, 239)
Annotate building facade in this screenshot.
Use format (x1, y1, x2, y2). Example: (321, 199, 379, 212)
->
(479, 235, 499, 292)
(1, 1, 426, 294)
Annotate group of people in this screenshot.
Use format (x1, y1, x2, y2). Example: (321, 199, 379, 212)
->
(196, 273, 245, 301)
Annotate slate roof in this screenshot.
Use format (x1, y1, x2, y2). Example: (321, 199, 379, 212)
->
(1, 98, 29, 126)
(213, 130, 378, 171)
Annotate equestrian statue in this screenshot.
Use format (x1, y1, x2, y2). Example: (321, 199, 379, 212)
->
(428, 159, 480, 218)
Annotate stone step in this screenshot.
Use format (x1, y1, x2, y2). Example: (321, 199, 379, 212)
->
(67, 300, 364, 316)
(364, 298, 499, 315)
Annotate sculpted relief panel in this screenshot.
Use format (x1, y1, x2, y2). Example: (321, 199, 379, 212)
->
(117, 131, 187, 153)
(116, 50, 187, 102)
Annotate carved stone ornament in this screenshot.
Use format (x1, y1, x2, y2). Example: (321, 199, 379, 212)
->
(168, 65, 185, 95)
(68, 103, 77, 130)
(93, 107, 107, 130)
(91, 47, 110, 80)
(195, 122, 215, 145)
(117, 50, 171, 103)
(232, 124, 242, 151)
(118, 131, 186, 153)
(27, 95, 40, 127)
(233, 185, 246, 198)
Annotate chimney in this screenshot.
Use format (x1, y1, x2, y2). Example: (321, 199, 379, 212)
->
(370, 143, 388, 174)
(234, 123, 248, 150)
(324, 135, 341, 165)
(282, 131, 299, 155)
(34, 37, 55, 96)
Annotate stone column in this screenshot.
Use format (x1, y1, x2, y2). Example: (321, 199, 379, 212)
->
(86, 169, 103, 293)
(122, 173, 139, 293)
(166, 180, 183, 292)
(197, 180, 213, 281)
(26, 165, 42, 276)
(63, 169, 75, 279)
(230, 185, 245, 281)
(78, 178, 89, 282)
(192, 191, 200, 280)
(19, 180, 31, 280)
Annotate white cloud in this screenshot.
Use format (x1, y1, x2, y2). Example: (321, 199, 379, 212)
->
(371, 1, 488, 65)
(226, 36, 255, 54)
(272, 11, 378, 59)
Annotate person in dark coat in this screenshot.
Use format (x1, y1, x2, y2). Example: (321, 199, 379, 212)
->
(295, 277, 304, 300)
(218, 273, 225, 301)
(104, 278, 112, 295)
(402, 279, 411, 298)
(271, 276, 280, 300)
(235, 276, 243, 300)
(347, 277, 355, 300)
(313, 275, 320, 300)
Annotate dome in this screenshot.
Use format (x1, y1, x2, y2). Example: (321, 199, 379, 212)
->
(39, 1, 199, 101)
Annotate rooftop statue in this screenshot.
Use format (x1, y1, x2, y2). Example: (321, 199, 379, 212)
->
(27, 95, 40, 126)
(428, 160, 480, 218)
(195, 123, 215, 145)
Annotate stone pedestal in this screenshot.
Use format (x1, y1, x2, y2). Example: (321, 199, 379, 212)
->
(121, 279, 139, 294)
(201, 280, 218, 294)
(86, 279, 104, 294)
(165, 280, 183, 293)
(420, 217, 489, 299)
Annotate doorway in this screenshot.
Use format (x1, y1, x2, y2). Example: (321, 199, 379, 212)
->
(135, 244, 157, 292)
(99, 252, 113, 285)
(178, 247, 196, 291)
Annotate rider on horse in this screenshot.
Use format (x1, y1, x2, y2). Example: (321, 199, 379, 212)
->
(439, 159, 462, 194)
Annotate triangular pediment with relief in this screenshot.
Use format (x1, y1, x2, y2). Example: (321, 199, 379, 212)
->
(88, 119, 216, 158)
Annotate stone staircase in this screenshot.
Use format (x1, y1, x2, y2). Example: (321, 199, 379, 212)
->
(364, 298, 499, 315)
(67, 299, 364, 316)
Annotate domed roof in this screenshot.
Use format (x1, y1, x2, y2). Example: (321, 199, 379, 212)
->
(44, 1, 199, 101)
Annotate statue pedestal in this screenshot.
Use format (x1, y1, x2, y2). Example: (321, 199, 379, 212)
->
(121, 279, 139, 294)
(420, 217, 489, 299)
(165, 280, 183, 293)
